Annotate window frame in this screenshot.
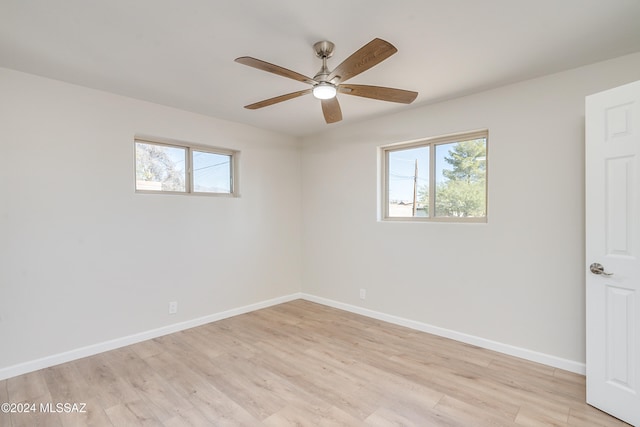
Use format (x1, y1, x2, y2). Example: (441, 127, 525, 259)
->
(380, 129, 488, 223)
(134, 136, 239, 197)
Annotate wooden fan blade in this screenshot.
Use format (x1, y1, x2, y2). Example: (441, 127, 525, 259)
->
(327, 38, 397, 83)
(244, 89, 312, 109)
(321, 98, 342, 123)
(235, 57, 315, 85)
(338, 84, 418, 104)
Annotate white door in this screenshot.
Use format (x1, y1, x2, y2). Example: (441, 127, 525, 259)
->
(586, 79, 640, 427)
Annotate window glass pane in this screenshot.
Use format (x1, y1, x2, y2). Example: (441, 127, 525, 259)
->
(387, 146, 429, 217)
(135, 142, 186, 192)
(434, 138, 486, 217)
(193, 151, 231, 194)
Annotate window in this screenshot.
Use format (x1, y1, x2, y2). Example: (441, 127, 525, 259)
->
(381, 130, 487, 222)
(135, 138, 237, 195)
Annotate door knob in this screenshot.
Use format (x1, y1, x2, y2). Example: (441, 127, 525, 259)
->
(589, 263, 613, 276)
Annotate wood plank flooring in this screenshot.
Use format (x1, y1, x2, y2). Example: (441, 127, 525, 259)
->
(1, 300, 631, 426)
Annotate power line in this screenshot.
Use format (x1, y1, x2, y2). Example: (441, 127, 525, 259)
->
(193, 160, 229, 172)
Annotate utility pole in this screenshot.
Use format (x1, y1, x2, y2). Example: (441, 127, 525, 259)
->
(412, 159, 418, 217)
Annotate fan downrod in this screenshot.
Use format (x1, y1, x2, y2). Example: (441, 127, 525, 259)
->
(313, 41, 335, 83)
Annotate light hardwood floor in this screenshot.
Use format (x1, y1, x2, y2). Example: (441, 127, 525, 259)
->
(1, 300, 631, 426)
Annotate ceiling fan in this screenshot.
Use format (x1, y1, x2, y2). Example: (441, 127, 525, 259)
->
(235, 38, 418, 124)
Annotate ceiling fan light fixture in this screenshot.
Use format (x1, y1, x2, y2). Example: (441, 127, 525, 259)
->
(236, 38, 418, 124)
(312, 82, 337, 100)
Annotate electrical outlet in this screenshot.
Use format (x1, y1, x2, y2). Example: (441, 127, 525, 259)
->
(168, 301, 178, 314)
(359, 289, 366, 300)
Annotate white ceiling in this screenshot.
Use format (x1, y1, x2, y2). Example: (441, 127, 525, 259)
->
(2, 0, 640, 137)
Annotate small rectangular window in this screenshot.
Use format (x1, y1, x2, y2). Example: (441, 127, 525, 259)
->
(381, 130, 487, 222)
(135, 138, 237, 196)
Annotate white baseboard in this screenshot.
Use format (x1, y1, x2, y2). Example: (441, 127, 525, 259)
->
(1, 291, 585, 380)
(301, 293, 586, 375)
(0, 293, 302, 381)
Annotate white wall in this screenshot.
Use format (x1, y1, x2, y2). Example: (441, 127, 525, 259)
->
(301, 53, 640, 366)
(0, 68, 302, 372)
